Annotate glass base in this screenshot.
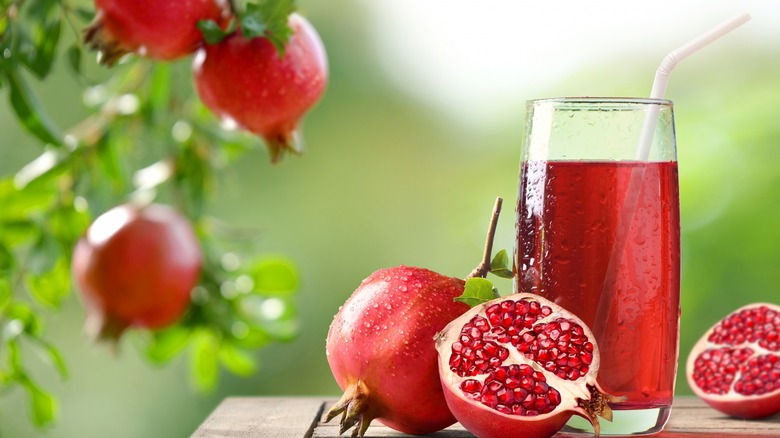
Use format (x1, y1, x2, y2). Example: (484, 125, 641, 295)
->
(562, 406, 672, 436)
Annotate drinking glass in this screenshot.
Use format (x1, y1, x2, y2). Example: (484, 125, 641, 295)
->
(514, 97, 680, 435)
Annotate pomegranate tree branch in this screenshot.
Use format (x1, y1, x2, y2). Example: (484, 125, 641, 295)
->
(467, 197, 503, 279)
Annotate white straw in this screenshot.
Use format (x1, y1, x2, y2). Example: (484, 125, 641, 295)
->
(636, 12, 751, 160)
(595, 13, 753, 345)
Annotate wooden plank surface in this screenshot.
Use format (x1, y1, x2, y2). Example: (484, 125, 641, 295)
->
(192, 397, 780, 437)
(191, 397, 324, 438)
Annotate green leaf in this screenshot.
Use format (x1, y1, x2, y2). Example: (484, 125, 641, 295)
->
(15, 149, 72, 190)
(0, 178, 56, 222)
(490, 249, 514, 279)
(25, 258, 70, 308)
(30, 338, 68, 379)
(48, 205, 90, 246)
(238, 296, 299, 341)
(218, 344, 257, 377)
(5, 339, 23, 371)
(240, 0, 296, 56)
(0, 242, 13, 273)
(197, 19, 229, 45)
(0, 277, 11, 312)
(4, 69, 63, 146)
(73, 7, 96, 22)
(248, 257, 298, 297)
(26, 232, 60, 276)
(6, 303, 42, 337)
(231, 326, 271, 349)
(146, 326, 192, 364)
(455, 278, 500, 307)
(66, 44, 81, 74)
(18, 17, 61, 79)
(20, 376, 58, 427)
(189, 331, 219, 392)
(146, 63, 171, 123)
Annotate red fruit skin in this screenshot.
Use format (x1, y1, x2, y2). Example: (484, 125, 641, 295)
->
(72, 203, 202, 337)
(193, 13, 327, 162)
(702, 393, 780, 420)
(441, 385, 569, 438)
(90, 0, 229, 61)
(326, 266, 468, 435)
(686, 302, 780, 419)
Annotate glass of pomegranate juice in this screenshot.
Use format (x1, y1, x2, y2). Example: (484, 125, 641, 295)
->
(515, 98, 680, 435)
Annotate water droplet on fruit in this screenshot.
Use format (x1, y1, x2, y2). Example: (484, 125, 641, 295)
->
(399, 285, 408, 292)
(384, 276, 391, 282)
(364, 322, 371, 328)
(385, 304, 392, 310)
(373, 303, 379, 308)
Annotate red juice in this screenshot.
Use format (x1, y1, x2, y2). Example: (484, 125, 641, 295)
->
(515, 160, 680, 408)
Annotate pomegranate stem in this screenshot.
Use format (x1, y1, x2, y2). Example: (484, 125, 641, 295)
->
(467, 197, 503, 279)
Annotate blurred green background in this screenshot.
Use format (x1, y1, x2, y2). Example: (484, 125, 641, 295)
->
(2, 1, 780, 437)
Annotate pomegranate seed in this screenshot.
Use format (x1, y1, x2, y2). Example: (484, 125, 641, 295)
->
(496, 404, 512, 414)
(461, 379, 482, 393)
(497, 388, 513, 404)
(516, 300, 530, 316)
(449, 354, 462, 369)
(474, 316, 490, 332)
(481, 393, 499, 408)
(500, 301, 515, 313)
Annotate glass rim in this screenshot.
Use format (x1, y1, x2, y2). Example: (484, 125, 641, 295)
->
(528, 96, 673, 107)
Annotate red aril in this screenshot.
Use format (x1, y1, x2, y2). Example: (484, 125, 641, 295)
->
(85, 0, 230, 65)
(325, 266, 469, 436)
(193, 13, 327, 163)
(686, 303, 780, 419)
(435, 293, 621, 438)
(72, 203, 202, 340)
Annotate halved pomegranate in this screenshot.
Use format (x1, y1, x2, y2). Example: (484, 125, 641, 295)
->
(435, 293, 621, 438)
(686, 302, 780, 419)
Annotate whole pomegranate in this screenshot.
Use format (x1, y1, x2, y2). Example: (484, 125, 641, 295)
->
(72, 203, 202, 340)
(193, 13, 327, 163)
(686, 302, 780, 419)
(84, 0, 230, 65)
(435, 293, 621, 438)
(325, 266, 469, 436)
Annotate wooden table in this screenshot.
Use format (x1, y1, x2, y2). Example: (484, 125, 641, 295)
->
(192, 397, 780, 437)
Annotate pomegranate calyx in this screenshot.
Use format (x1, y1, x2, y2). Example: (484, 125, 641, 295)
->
(575, 384, 626, 438)
(265, 128, 303, 164)
(325, 380, 375, 437)
(85, 311, 129, 343)
(83, 16, 130, 67)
